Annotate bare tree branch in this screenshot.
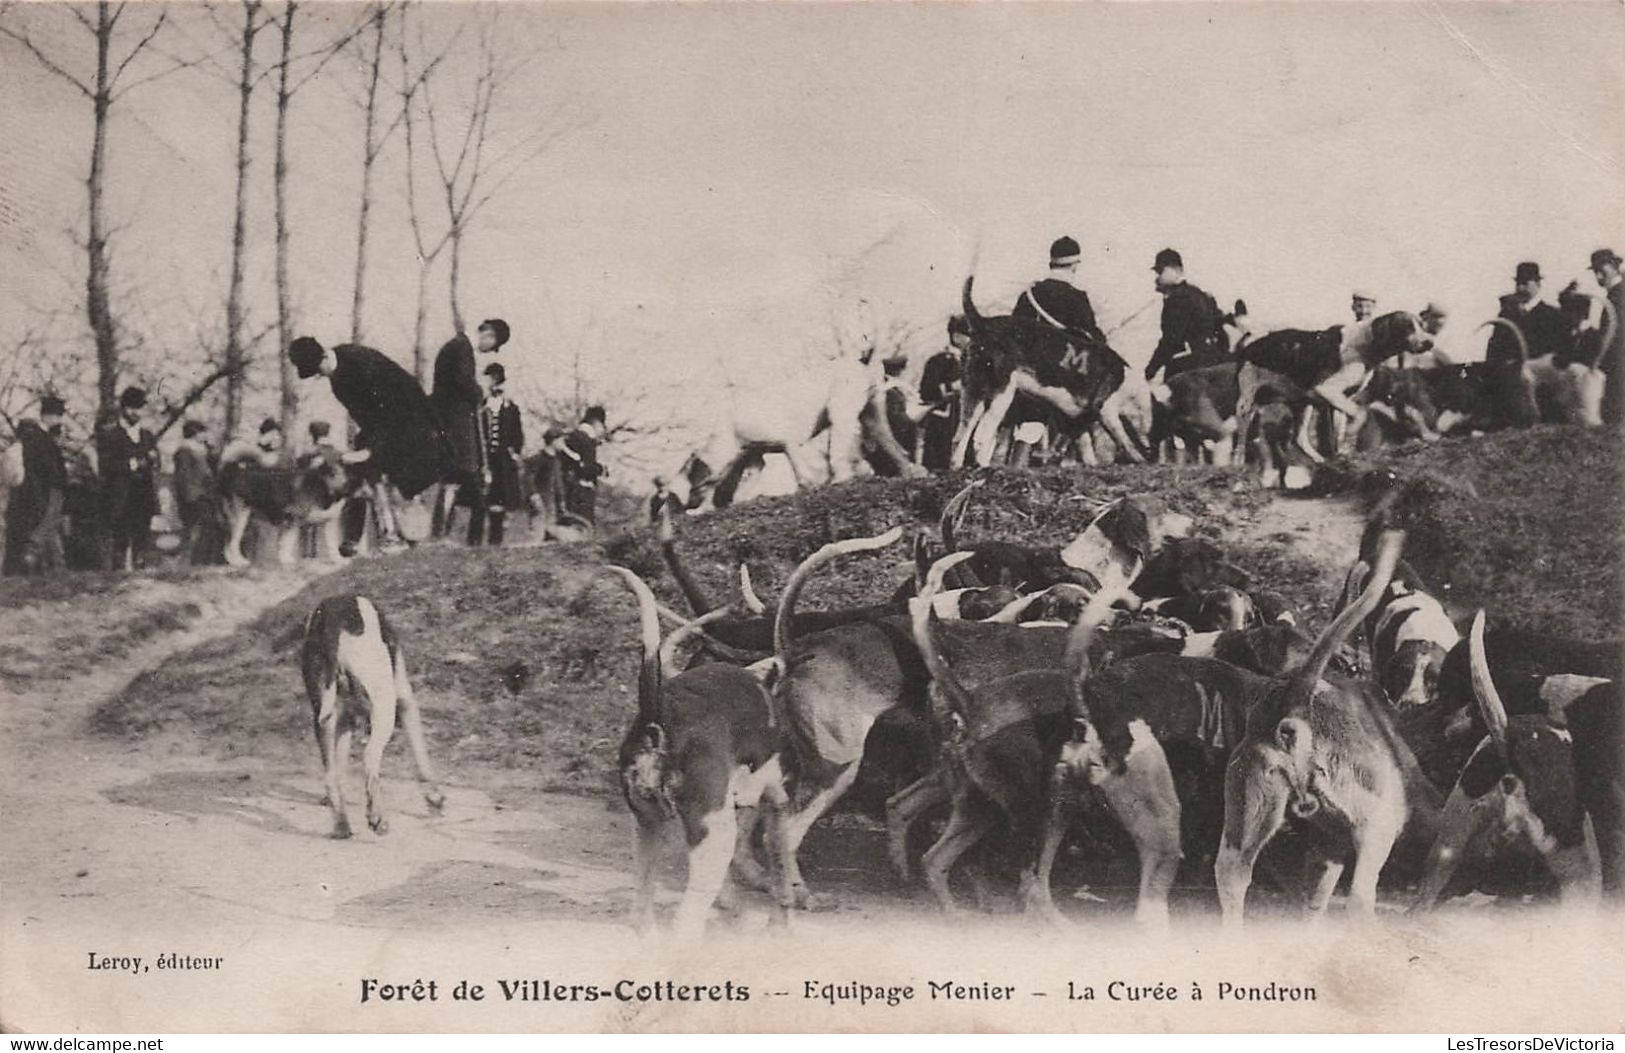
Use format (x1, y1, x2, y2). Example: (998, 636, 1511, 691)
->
(0, 22, 93, 97)
(108, 8, 167, 89)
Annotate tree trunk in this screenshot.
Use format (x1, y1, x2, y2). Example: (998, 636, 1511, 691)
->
(349, 3, 386, 344)
(447, 225, 464, 334)
(87, 1, 116, 424)
(412, 261, 431, 382)
(274, 2, 297, 446)
(223, 0, 260, 442)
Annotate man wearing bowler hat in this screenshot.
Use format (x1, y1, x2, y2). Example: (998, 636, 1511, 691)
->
(98, 385, 161, 570)
(287, 336, 452, 551)
(1486, 261, 1566, 428)
(1591, 248, 1624, 426)
(1145, 247, 1231, 382)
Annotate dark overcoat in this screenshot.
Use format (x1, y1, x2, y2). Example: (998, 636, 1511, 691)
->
(97, 420, 160, 520)
(478, 397, 525, 510)
(430, 333, 482, 478)
(3, 419, 67, 574)
(329, 344, 452, 499)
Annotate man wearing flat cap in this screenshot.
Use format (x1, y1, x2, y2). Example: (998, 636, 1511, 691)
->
(1591, 248, 1624, 426)
(97, 385, 160, 570)
(3, 393, 69, 575)
(288, 337, 452, 548)
(1351, 292, 1378, 324)
(1486, 261, 1566, 428)
(1146, 248, 1231, 382)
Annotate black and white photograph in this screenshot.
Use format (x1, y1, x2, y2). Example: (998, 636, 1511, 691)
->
(1, 0, 1622, 1037)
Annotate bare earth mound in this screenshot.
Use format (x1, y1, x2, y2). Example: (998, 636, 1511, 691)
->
(90, 427, 1622, 794)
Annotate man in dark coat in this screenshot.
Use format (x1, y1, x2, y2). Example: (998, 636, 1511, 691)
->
(561, 405, 606, 527)
(97, 386, 160, 571)
(530, 427, 567, 536)
(1012, 235, 1109, 345)
(288, 338, 452, 546)
(3, 394, 69, 575)
(428, 319, 510, 536)
(172, 419, 220, 565)
(1592, 248, 1625, 428)
(469, 362, 524, 546)
(919, 316, 966, 471)
(1485, 261, 1566, 429)
(1144, 248, 1230, 381)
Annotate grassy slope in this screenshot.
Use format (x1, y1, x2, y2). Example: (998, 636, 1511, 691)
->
(88, 427, 1622, 794)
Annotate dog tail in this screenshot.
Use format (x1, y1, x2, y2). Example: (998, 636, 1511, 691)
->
(605, 566, 664, 727)
(909, 551, 979, 717)
(1292, 530, 1403, 696)
(773, 526, 905, 661)
(961, 275, 988, 334)
(939, 480, 981, 552)
(657, 504, 716, 615)
(658, 604, 741, 681)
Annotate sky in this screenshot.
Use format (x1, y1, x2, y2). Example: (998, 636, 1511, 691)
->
(2, 1, 1622, 477)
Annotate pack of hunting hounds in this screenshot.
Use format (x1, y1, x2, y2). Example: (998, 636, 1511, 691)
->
(301, 483, 1622, 939)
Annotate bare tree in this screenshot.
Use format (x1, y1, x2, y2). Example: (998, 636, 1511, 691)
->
(221, 0, 269, 440)
(348, 1, 389, 344)
(269, 2, 368, 438)
(394, 12, 465, 379)
(409, 9, 582, 333)
(0, 1, 192, 424)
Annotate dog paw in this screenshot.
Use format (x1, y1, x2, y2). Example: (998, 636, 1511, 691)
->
(331, 822, 353, 840)
(369, 815, 389, 835)
(425, 791, 446, 813)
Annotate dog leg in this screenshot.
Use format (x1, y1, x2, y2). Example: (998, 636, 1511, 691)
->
(393, 649, 445, 813)
(780, 761, 862, 908)
(1099, 384, 1147, 465)
(921, 798, 995, 915)
(1302, 851, 1345, 923)
(276, 525, 298, 566)
(224, 506, 250, 567)
(331, 721, 356, 839)
(885, 769, 951, 881)
(970, 381, 1018, 467)
(349, 646, 399, 836)
(632, 819, 664, 934)
(1215, 756, 1290, 931)
(1019, 795, 1072, 926)
(673, 802, 738, 940)
(728, 804, 771, 892)
(313, 685, 350, 839)
(1345, 810, 1402, 921)
(1095, 727, 1183, 929)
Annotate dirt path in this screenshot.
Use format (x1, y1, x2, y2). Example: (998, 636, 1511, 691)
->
(3, 501, 1620, 1033)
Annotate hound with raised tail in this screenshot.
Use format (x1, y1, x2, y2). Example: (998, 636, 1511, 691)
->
(1215, 531, 1425, 928)
(300, 595, 445, 839)
(605, 567, 792, 938)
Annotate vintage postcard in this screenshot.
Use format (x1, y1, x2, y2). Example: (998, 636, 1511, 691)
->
(1, 0, 1622, 1037)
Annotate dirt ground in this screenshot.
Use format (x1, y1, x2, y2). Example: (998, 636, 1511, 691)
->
(2, 482, 1621, 1033)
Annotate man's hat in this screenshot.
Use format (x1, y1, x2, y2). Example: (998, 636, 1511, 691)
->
(483, 362, 506, 384)
(39, 394, 66, 416)
(289, 337, 325, 379)
(882, 353, 908, 375)
(182, 419, 206, 438)
(543, 426, 564, 443)
(1152, 248, 1183, 272)
(1420, 302, 1448, 319)
(119, 385, 147, 410)
(1590, 248, 1622, 271)
(1351, 290, 1377, 304)
(583, 404, 607, 425)
(259, 417, 281, 434)
(1515, 261, 1543, 284)
(1049, 236, 1081, 267)
(478, 318, 511, 348)
(308, 420, 331, 438)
